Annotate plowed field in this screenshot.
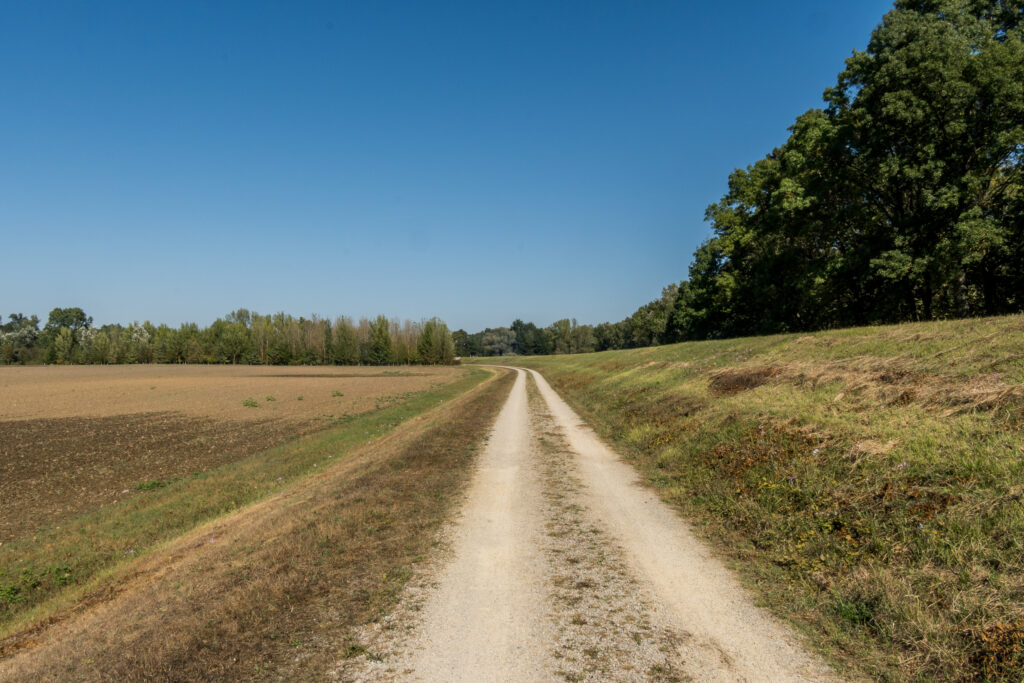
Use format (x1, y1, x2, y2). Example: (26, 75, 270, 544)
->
(0, 365, 465, 542)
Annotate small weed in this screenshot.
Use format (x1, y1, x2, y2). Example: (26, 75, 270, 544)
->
(0, 583, 22, 604)
(835, 598, 879, 627)
(332, 390, 345, 397)
(296, 395, 303, 401)
(137, 480, 169, 491)
(342, 644, 367, 658)
(265, 395, 276, 402)
(45, 565, 74, 586)
(242, 398, 258, 408)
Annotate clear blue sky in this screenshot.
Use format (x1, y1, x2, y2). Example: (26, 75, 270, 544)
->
(1, 1, 894, 331)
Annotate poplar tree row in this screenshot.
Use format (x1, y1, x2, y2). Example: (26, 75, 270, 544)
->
(0, 308, 456, 366)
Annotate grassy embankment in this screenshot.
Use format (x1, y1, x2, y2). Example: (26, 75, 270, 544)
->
(483, 315, 1024, 681)
(0, 366, 505, 676)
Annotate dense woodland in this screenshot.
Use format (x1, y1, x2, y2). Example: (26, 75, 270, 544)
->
(5, 2, 1022, 364)
(462, 0, 1024, 356)
(0, 307, 456, 366)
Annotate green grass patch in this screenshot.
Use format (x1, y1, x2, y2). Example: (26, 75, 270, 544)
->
(477, 314, 1024, 680)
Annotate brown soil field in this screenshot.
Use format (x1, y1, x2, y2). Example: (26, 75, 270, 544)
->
(0, 365, 466, 542)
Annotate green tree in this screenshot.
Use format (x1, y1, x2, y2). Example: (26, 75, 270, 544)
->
(218, 322, 251, 364)
(367, 315, 394, 365)
(81, 329, 111, 364)
(44, 307, 92, 333)
(418, 318, 456, 365)
(331, 317, 360, 365)
(824, 0, 1024, 319)
(482, 327, 516, 356)
(548, 319, 572, 354)
(52, 327, 74, 363)
(0, 314, 40, 364)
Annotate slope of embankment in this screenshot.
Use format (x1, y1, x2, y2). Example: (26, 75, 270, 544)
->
(484, 315, 1024, 680)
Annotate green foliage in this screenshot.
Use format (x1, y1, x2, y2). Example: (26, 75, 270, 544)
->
(44, 307, 91, 333)
(217, 321, 250, 364)
(366, 315, 394, 365)
(80, 329, 111, 364)
(673, 0, 1024, 338)
(481, 327, 517, 356)
(51, 328, 74, 364)
(331, 317, 360, 365)
(242, 398, 259, 408)
(0, 313, 41, 364)
(417, 318, 456, 365)
(452, 329, 483, 357)
(2, 307, 460, 367)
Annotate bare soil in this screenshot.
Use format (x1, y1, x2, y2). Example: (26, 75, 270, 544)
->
(0, 365, 454, 422)
(0, 365, 464, 542)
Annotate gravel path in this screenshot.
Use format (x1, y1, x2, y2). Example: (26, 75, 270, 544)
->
(337, 367, 840, 682)
(357, 368, 556, 682)
(528, 369, 839, 682)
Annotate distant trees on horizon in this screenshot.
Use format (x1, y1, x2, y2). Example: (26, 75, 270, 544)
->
(452, 283, 683, 357)
(0, 308, 456, 366)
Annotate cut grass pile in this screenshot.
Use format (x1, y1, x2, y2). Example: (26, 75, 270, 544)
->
(0, 368, 491, 640)
(482, 315, 1024, 681)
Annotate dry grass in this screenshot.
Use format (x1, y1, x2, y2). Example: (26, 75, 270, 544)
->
(0, 368, 515, 681)
(478, 314, 1024, 681)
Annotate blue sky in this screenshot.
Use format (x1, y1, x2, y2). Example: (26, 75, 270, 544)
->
(1, 1, 894, 331)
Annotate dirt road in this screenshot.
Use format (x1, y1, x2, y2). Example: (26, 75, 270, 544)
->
(339, 368, 839, 682)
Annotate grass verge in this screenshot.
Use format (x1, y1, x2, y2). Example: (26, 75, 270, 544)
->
(476, 315, 1024, 681)
(0, 367, 490, 639)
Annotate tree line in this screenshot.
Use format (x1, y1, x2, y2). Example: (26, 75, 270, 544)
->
(452, 283, 685, 356)
(463, 0, 1023, 356)
(0, 307, 457, 366)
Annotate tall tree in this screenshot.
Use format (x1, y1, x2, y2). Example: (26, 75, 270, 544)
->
(367, 315, 394, 365)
